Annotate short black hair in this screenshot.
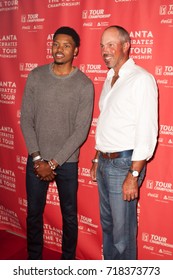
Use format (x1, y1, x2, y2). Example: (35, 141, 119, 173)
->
(53, 26, 80, 47)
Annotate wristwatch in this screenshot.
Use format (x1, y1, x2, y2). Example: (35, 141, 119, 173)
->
(129, 169, 139, 177)
(92, 158, 98, 163)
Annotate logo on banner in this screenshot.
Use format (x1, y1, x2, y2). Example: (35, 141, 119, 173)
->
(163, 195, 173, 202)
(19, 62, 38, 78)
(82, 9, 110, 19)
(146, 180, 154, 189)
(0, 81, 16, 105)
(0, 34, 17, 58)
(143, 245, 154, 251)
(160, 5, 173, 26)
(142, 233, 150, 242)
(147, 192, 159, 198)
(79, 214, 98, 236)
(0, 167, 16, 192)
(48, 0, 80, 9)
(79, 64, 107, 84)
(146, 179, 173, 203)
(16, 155, 27, 171)
(146, 180, 173, 203)
(158, 249, 172, 256)
(82, 10, 88, 19)
(78, 166, 97, 188)
(154, 181, 172, 193)
(0, 126, 14, 149)
(0, 0, 18, 12)
(82, 9, 110, 28)
(81, 167, 90, 177)
(142, 232, 173, 255)
(160, 124, 173, 135)
(160, 5, 167, 15)
(159, 124, 173, 147)
(142, 231, 173, 256)
(160, 4, 173, 15)
(21, 13, 45, 31)
(155, 65, 173, 88)
(18, 197, 27, 213)
(130, 30, 153, 60)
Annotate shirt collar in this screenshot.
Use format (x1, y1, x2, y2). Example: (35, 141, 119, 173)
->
(106, 58, 135, 80)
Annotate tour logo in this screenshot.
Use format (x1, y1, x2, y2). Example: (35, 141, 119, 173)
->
(155, 65, 173, 87)
(159, 124, 173, 147)
(19, 63, 38, 78)
(79, 64, 107, 84)
(160, 5, 173, 26)
(79, 214, 98, 236)
(82, 9, 110, 28)
(146, 180, 154, 189)
(160, 4, 173, 15)
(0, 0, 18, 12)
(21, 13, 45, 31)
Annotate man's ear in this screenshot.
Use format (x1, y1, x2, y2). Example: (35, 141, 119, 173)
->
(123, 41, 130, 53)
(74, 47, 79, 57)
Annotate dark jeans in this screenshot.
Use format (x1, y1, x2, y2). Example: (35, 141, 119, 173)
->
(26, 155, 78, 260)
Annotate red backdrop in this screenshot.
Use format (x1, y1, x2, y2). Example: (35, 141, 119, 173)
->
(0, 0, 173, 260)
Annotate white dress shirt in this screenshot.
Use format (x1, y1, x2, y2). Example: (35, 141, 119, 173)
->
(95, 58, 158, 161)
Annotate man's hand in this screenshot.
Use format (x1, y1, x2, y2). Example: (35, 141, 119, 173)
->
(122, 173, 138, 201)
(34, 160, 56, 181)
(90, 162, 98, 181)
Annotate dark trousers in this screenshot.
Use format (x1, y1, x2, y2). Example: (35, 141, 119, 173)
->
(26, 156, 78, 260)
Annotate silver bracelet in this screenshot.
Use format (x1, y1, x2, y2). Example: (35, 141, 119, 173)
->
(32, 155, 42, 162)
(48, 160, 56, 170)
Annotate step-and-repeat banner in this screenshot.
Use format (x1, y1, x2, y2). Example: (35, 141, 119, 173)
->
(0, 0, 173, 260)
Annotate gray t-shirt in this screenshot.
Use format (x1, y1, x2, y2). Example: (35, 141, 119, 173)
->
(20, 63, 94, 165)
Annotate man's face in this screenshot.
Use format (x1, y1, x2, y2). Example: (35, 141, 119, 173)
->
(100, 28, 127, 70)
(52, 33, 78, 65)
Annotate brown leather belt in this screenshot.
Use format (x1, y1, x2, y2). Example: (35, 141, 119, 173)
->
(100, 150, 133, 159)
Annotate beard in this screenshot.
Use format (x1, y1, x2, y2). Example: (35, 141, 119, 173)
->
(54, 61, 64, 65)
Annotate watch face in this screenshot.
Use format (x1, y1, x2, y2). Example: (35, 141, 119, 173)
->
(132, 170, 139, 177)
